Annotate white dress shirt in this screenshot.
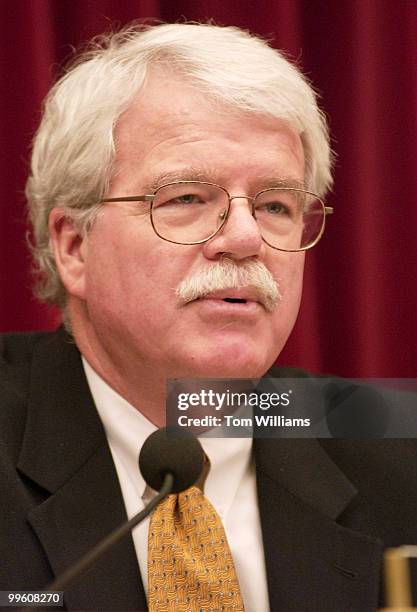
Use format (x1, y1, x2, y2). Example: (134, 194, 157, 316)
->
(82, 357, 270, 612)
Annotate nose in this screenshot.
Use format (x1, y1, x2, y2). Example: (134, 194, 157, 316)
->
(202, 196, 265, 261)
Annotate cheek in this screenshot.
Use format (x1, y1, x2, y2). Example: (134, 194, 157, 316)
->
(85, 223, 198, 318)
(272, 253, 305, 321)
(271, 252, 305, 294)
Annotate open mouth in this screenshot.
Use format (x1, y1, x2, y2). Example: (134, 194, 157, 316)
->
(191, 293, 264, 315)
(196, 296, 249, 304)
(192, 290, 262, 309)
(222, 297, 247, 304)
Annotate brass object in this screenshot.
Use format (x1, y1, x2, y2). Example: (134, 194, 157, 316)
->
(380, 546, 417, 611)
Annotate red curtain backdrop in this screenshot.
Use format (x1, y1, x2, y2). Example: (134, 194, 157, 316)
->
(1, 0, 416, 378)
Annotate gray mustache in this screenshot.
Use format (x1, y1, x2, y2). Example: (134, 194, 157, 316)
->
(176, 259, 281, 312)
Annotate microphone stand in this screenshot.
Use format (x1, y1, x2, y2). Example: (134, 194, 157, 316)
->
(50, 472, 173, 591)
(21, 473, 174, 611)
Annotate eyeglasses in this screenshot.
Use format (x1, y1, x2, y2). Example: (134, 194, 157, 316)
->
(100, 181, 334, 252)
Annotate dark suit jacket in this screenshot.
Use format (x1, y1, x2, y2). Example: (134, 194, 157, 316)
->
(0, 328, 416, 611)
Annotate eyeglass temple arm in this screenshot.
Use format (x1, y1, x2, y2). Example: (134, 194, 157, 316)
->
(100, 195, 155, 203)
(308, 206, 334, 217)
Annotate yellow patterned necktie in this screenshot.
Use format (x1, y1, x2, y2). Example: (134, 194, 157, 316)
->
(148, 485, 245, 611)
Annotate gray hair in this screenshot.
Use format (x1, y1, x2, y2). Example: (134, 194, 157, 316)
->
(26, 21, 334, 306)
(176, 258, 281, 312)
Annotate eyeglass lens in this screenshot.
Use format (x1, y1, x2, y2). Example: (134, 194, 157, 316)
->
(151, 182, 325, 249)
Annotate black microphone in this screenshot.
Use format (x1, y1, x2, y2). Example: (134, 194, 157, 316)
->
(139, 426, 205, 493)
(28, 427, 204, 603)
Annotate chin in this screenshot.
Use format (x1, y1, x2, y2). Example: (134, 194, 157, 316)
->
(188, 342, 276, 380)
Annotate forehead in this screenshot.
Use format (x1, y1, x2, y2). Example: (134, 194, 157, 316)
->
(111, 73, 305, 193)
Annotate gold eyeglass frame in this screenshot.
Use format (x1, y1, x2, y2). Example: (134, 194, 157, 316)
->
(100, 180, 334, 252)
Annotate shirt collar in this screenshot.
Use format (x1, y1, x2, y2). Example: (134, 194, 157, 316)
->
(82, 357, 252, 518)
(82, 357, 156, 501)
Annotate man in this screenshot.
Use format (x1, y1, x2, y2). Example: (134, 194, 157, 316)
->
(1, 22, 416, 611)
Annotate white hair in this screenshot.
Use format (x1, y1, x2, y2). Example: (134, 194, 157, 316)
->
(176, 258, 281, 312)
(26, 21, 334, 306)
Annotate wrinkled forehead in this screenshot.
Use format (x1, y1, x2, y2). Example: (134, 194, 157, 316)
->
(115, 67, 303, 147)
(106, 69, 305, 201)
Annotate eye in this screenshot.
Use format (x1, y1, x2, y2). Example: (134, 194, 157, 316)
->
(159, 192, 207, 208)
(154, 182, 222, 210)
(256, 200, 290, 215)
(255, 189, 301, 219)
(173, 193, 203, 204)
(264, 202, 288, 214)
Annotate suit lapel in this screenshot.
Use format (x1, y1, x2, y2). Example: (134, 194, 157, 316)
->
(16, 335, 388, 610)
(254, 438, 384, 611)
(17, 329, 147, 611)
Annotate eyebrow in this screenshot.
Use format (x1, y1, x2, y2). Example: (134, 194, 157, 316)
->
(259, 177, 307, 191)
(144, 168, 306, 193)
(145, 169, 216, 192)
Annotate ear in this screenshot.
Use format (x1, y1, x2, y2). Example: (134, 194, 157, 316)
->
(49, 207, 88, 299)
